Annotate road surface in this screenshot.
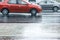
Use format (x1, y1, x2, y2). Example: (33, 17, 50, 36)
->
(0, 10, 60, 40)
(0, 10, 60, 23)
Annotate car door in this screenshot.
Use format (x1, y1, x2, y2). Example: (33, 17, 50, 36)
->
(46, 1, 54, 10)
(8, 0, 20, 12)
(17, 1, 29, 13)
(39, 1, 48, 10)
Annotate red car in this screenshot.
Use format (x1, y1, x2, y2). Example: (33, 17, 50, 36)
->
(0, 0, 42, 16)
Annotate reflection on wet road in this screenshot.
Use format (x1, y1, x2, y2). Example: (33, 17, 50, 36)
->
(0, 14, 42, 23)
(0, 10, 60, 40)
(0, 10, 60, 23)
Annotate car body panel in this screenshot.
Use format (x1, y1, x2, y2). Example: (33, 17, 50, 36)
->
(0, 0, 42, 13)
(38, 0, 60, 10)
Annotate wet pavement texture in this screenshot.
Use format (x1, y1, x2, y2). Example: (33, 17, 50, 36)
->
(0, 23, 60, 40)
(0, 10, 60, 23)
(0, 10, 60, 40)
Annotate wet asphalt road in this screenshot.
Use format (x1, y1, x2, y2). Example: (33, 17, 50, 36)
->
(0, 10, 60, 23)
(0, 10, 60, 40)
(0, 23, 60, 40)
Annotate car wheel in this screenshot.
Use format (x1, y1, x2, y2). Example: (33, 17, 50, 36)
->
(1, 9, 9, 16)
(53, 7, 58, 12)
(30, 9, 37, 16)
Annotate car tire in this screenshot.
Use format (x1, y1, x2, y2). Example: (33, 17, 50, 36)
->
(1, 9, 9, 16)
(30, 9, 37, 16)
(53, 7, 58, 12)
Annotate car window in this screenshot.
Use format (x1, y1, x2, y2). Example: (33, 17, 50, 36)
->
(0, 0, 2, 2)
(0, 0, 4, 2)
(18, 1, 27, 4)
(47, 1, 54, 3)
(29, 0, 36, 2)
(8, 0, 16, 4)
(40, 1, 47, 4)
